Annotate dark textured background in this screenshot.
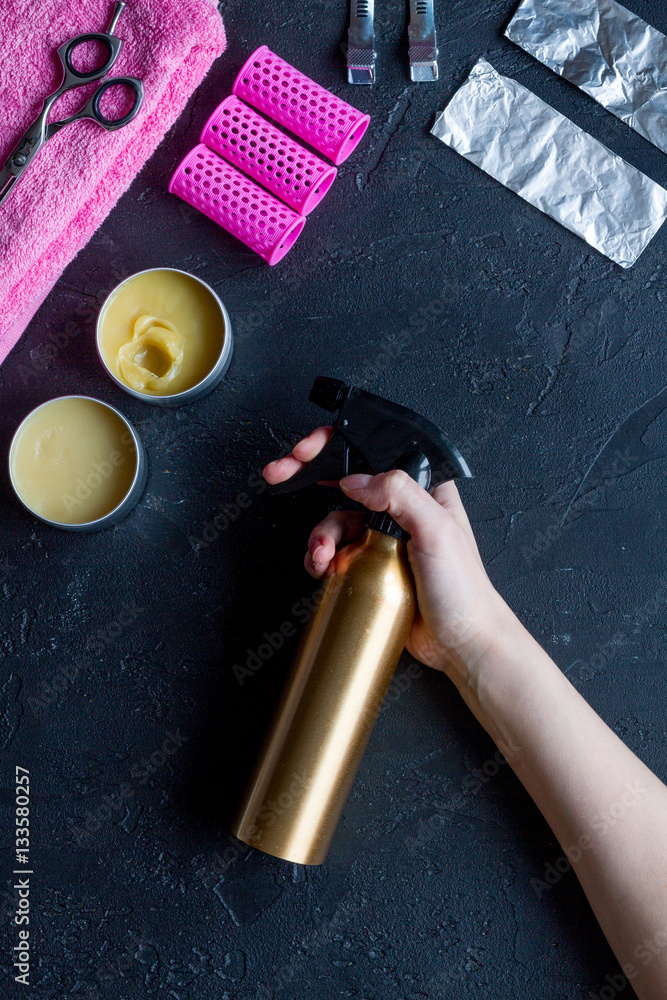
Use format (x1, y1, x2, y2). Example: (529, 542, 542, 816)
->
(2, 0, 667, 996)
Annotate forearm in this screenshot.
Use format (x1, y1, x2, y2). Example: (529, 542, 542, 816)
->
(286, 454, 667, 991)
(449, 603, 667, 998)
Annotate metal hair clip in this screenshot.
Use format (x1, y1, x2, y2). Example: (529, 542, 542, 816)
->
(347, 0, 376, 84)
(409, 0, 438, 82)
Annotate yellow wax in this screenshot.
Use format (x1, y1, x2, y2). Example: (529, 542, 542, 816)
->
(10, 398, 137, 524)
(98, 270, 225, 396)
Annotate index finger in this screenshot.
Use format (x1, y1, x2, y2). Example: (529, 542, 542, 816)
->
(263, 425, 334, 485)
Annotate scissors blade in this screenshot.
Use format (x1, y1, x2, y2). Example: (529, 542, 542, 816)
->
(0, 170, 17, 204)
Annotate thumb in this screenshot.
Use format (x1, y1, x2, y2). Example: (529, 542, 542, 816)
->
(340, 470, 450, 548)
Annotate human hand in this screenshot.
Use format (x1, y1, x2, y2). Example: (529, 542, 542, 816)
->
(264, 426, 514, 681)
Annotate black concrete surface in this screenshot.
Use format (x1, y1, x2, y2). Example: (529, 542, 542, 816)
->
(2, 0, 667, 996)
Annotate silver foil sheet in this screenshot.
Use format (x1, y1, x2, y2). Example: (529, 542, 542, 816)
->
(506, 0, 667, 153)
(430, 58, 667, 267)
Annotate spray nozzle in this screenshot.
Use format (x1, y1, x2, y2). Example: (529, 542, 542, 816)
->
(272, 376, 472, 497)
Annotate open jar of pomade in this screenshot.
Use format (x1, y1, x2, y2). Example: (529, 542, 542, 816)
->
(96, 268, 233, 405)
(9, 396, 147, 531)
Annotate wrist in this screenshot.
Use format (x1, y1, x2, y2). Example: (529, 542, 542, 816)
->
(441, 591, 530, 694)
(443, 593, 566, 753)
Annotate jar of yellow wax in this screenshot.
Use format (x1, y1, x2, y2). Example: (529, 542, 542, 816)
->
(96, 268, 233, 405)
(9, 396, 147, 531)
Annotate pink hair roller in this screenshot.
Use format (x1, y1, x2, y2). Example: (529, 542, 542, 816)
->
(168, 144, 306, 266)
(233, 45, 370, 166)
(201, 96, 338, 216)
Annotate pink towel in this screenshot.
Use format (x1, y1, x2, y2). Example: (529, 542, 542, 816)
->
(0, 0, 226, 365)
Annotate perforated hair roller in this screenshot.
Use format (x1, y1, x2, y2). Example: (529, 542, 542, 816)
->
(169, 144, 306, 266)
(201, 95, 338, 215)
(233, 46, 370, 165)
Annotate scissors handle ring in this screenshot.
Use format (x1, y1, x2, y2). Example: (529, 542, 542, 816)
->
(59, 32, 121, 85)
(91, 77, 144, 129)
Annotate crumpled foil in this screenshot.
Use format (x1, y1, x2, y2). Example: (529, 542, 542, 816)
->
(506, 0, 667, 154)
(430, 58, 667, 267)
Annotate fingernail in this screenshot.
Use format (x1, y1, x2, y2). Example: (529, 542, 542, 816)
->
(340, 474, 372, 493)
(312, 545, 325, 563)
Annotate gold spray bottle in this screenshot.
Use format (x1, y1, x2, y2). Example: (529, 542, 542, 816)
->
(232, 378, 472, 864)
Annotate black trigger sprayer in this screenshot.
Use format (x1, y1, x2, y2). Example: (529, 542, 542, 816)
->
(232, 377, 472, 864)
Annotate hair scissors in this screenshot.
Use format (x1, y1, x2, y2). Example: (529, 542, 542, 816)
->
(0, 1, 143, 205)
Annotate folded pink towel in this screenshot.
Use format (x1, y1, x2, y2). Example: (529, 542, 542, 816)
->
(0, 0, 226, 365)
